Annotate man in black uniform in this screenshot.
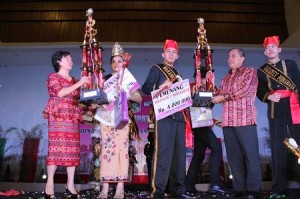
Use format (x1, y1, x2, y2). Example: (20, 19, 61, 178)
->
(257, 36, 300, 199)
(185, 70, 225, 196)
(142, 39, 195, 199)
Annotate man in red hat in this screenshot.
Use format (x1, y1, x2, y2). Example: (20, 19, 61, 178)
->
(257, 36, 300, 198)
(142, 39, 196, 199)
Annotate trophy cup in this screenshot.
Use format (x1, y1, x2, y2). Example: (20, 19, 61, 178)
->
(190, 18, 216, 128)
(192, 17, 216, 108)
(79, 8, 108, 105)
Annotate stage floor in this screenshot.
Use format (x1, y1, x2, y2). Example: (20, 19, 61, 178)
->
(0, 189, 300, 199)
(0, 182, 300, 198)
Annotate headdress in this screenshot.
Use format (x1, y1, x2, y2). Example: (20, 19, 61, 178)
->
(112, 42, 124, 57)
(263, 36, 280, 47)
(164, 39, 178, 51)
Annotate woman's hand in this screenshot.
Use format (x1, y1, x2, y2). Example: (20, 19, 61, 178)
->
(79, 76, 89, 86)
(98, 78, 105, 89)
(127, 90, 142, 103)
(58, 76, 90, 98)
(90, 103, 99, 109)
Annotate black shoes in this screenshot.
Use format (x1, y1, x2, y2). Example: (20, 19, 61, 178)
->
(44, 188, 55, 199)
(264, 192, 286, 199)
(227, 191, 244, 197)
(168, 191, 198, 199)
(182, 191, 198, 198)
(65, 187, 81, 199)
(44, 193, 55, 199)
(209, 185, 228, 193)
(246, 191, 260, 199)
(247, 195, 258, 199)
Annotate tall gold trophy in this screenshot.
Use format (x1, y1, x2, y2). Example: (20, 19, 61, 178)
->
(190, 18, 216, 128)
(192, 17, 216, 107)
(79, 8, 108, 105)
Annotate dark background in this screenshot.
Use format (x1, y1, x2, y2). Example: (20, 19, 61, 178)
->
(0, 0, 291, 45)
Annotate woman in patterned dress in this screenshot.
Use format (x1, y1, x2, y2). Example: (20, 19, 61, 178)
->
(43, 50, 89, 199)
(94, 43, 142, 199)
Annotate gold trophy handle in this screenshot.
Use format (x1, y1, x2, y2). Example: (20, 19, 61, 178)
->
(283, 138, 300, 157)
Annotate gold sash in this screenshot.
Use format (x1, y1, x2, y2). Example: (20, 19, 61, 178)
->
(259, 61, 298, 94)
(155, 63, 178, 81)
(259, 61, 300, 124)
(128, 101, 141, 141)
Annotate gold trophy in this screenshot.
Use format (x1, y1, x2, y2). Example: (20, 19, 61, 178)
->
(283, 138, 300, 158)
(80, 8, 108, 105)
(190, 17, 216, 128)
(192, 17, 215, 107)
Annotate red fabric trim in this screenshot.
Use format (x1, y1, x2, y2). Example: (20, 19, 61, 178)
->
(132, 175, 148, 184)
(182, 110, 193, 148)
(0, 189, 21, 196)
(271, 90, 300, 124)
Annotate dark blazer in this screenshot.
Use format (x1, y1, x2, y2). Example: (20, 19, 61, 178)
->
(257, 59, 300, 119)
(142, 63, 185, 122)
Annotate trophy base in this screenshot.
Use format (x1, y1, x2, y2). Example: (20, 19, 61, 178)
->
(192, 91, 214, 107)
(79, 89, 108, 106)
(190, 107, 214, 128)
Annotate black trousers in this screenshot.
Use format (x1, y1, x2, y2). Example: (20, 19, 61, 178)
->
(185, 127, 223, 192)
(223, 125, 261, 192)
(151, 117, 186, 198)
(269, 118, 300, 193)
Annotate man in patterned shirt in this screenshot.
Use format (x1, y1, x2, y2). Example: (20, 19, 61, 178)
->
(212, 48, 261, 199)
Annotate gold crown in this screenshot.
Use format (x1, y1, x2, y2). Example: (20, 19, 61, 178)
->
(112, 42, 124, 57)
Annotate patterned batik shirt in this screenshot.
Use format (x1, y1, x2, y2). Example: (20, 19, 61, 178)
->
(219, 66, 258, 127)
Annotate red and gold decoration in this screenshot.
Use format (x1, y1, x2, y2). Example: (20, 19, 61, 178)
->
(80, 8, 108, 105)
(194, 17, 215, 93)
(190, 17, 216, 128)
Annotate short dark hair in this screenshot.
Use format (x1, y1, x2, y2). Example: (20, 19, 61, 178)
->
(51, 50, 70, 72)
(109, 55, 123, 64)
(229, 48, 245, 58)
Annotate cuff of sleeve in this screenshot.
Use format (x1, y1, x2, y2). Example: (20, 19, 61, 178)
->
(263, 93, 270, 102)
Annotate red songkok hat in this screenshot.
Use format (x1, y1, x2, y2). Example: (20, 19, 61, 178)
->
(164, 39, 178, 51)
(263, 36, 280, 47)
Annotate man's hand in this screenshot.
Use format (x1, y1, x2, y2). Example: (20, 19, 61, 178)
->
(267, 93, 281, 102)
(159, 80, 172, 89)
(212, 95, 225, 104)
